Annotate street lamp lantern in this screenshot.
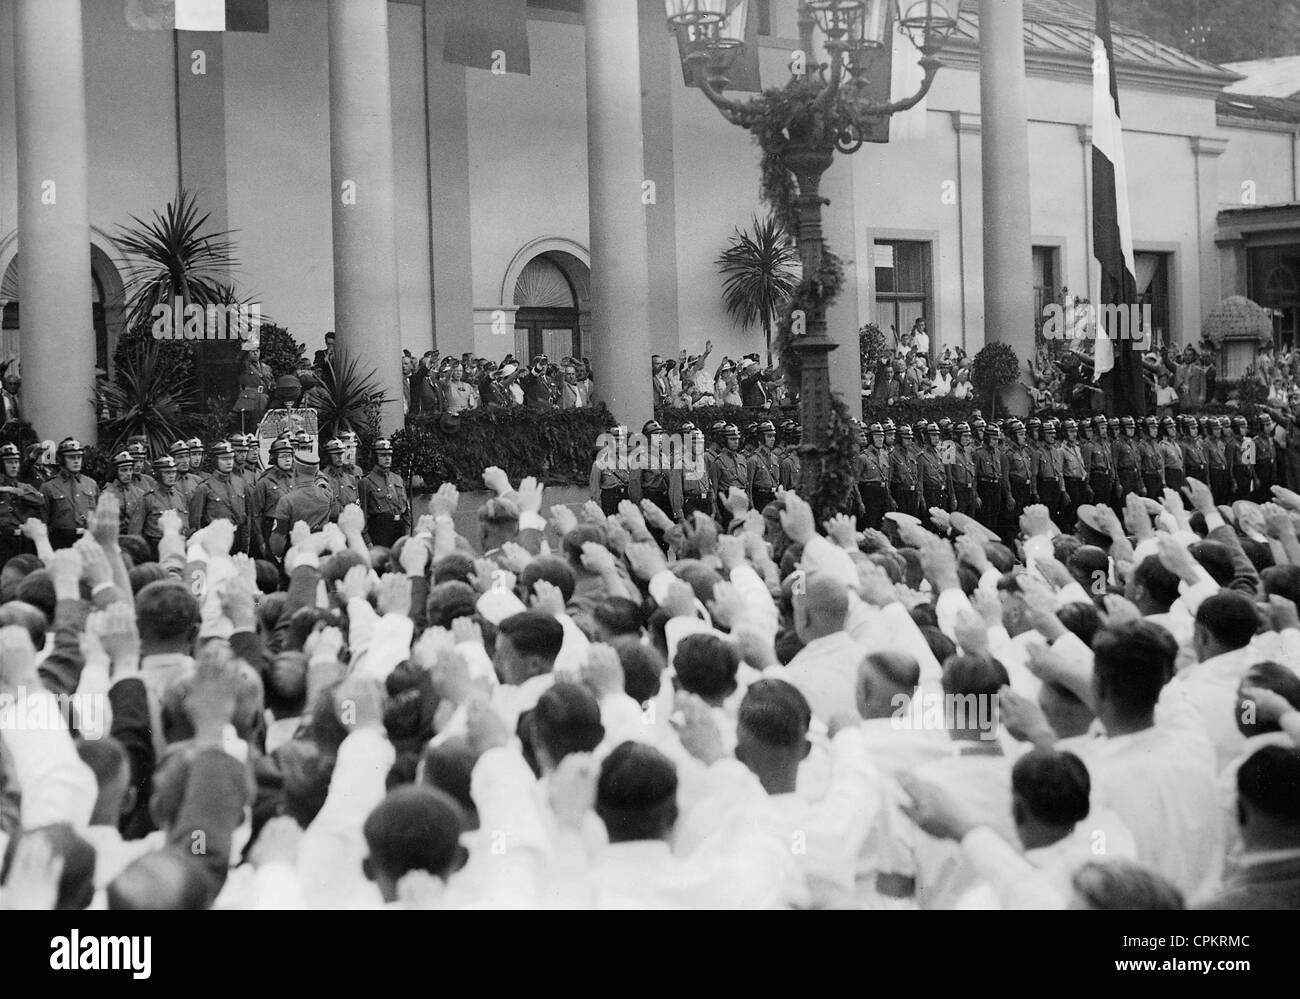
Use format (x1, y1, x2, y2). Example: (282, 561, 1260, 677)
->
(669, 0, 954, 497)
(664, 0, 742, 30)
(898, 0, 961, 54)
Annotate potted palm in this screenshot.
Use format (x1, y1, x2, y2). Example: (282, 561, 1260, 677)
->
(716, 215, 799, 368)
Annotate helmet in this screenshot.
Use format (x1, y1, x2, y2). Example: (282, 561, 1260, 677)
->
(127, 441, 148, 459)
(153, 455, 176, 472)
(1091, 414, 1107, 428)
(57, 437, 85, 460)
(372, 439, 394, 454)
(970, 417, 986, 432)
(679, 422, 697, 434)
(1142, 415, 1158, 428)
(1120, 416, 1136, 430)
(112, 450, 134, 467)
(187, 437, 204, 452)
(1026, 417, 1041, 433)
(1042, 419, 1057, 436)
(642, 420, 663, 437)
(339, 430, 359, 444)
(709, 420, 728, 438)
(938, 417, 953, 433)
(868, 422, 884, 436)
(1160, 416, 1176, 432)
(228, 434, 250, 449)
(1007, 419, 1024, 434)
(723, 423, 740, 437)
(269, 436, 295, 457)
(985, 423, 1002, 439)
(1062, 418, 1077, 433)
(882, 418, 896, 433)
(899, 423, 914, 439)
(783, 421, 801, 441)
(955, 422, 971, 437)
(925, 422, 940, 436)
(1232, 415, 1248, 429)
(323, 438, 345, 455)
(0, 443, 19, 461)
(755, 420, 775, 436)
(913, 420, 928, 437)
(206, 441, 233, 458)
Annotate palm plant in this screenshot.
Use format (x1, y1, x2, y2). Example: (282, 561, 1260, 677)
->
(716, 214, 799, 366)
(115, 189, 238, 333)
(96, 340, 201, 456)
(305, 348, 392, 443)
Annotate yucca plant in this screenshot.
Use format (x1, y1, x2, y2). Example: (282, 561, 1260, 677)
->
(716, 214, 799, 367)
(96, 340, 201, 456)
(115, 189, 238, 333)
(305, 348, 392, 443)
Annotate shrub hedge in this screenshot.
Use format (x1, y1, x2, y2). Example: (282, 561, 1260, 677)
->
(392, 407, 615, 490)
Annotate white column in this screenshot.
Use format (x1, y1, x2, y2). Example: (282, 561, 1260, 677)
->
(1191, 136, 1230, 325)
(328, 0, 404, 432)
(584, 0, 655, 425)
(14, 0, 95, 441)
(979, 0, 1035, 414)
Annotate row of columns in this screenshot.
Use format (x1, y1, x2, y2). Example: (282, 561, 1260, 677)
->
(15, 0, 1040, 440)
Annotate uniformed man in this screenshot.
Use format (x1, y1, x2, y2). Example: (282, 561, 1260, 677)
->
(777, 420, 802, 492)
(1033, 419, 1066, 522)
(918, 422, 950, 527)
(40, 437, 99, 550)
(974, 423, 1007, 530)
(857, 421, 893, 529)
(187, 438, 209, 487)
(629, 420, 674, 527)
(171, 440, 200, 507)
(590, 426, 630, 515)
(744, 420, 780, 514)
(1059, 419, 1089, 528)
(947, 422, 977, 518)
(709, 423, 746, 528)
(670, 423, 713, 522)
(127, 440, 157, 494)
(270, 447, 337, 559)
(890, 422, 921, 518)
(142, 455, 189, 556)
(230, 434, 258, 492)
(359, 438, 410, 549)
(250, 436, 296, 560)
(1229, 415, 1256, 499)
(1158, 416, 1185, 493)
(189, 440, 251, 552)
(320, 437, 361, 513)
(1255, 412, 1277, 501)
(1180, 415, 1207, 486)
(1004, 419, 1036, 519)
(339, 429, 364, 477)
(1206, 417, 1232, 505)
(1137, 416, 1164, 498)
(22, 441, 55, 490)
(1112, 416, 1143, 499)
(0, 442, 43, 565)
(970, 417, 986, 450)
(103, 451, 147, 537)
(1086, 415, 1118, 512)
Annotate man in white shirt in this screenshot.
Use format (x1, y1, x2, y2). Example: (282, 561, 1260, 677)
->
(1073, 621, 1223, 899)
(1158, 590, 1264, 772)
(780, 574, 865, 724)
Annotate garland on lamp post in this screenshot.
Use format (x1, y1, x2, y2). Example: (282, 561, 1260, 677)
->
(668, 0, 956, 520)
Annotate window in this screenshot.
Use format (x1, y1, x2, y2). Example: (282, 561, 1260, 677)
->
(1032, 246, 1059, 334)
(873, 239, 931, 354)
(1134, 252, 1171, 350)
(1248, 244, 1300, 349)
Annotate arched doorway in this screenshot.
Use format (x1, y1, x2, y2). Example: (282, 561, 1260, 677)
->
(0, 242, 125, 375)
(511, 250, 591, 363)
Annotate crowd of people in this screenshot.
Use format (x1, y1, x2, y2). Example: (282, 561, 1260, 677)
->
(0, 395, 1297, 910)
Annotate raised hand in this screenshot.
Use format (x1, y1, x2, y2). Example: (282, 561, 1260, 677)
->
(466, 695, 510, 756)
(516, 476, 544, 516)
(399, 535, 430, 577)
(617, 500, 651, 542)
(1271, 484, 1300, 513)
(579, 541, 617, 576)
(639, 500, 674, 534)
(376, 573, 413, 617)
(723, 487, 749, 518)
(778, 491, 815, 545)
(997, 687, 1057, 747)
(158, 509, 185, 537)
(335, 564, 373, 604)
(1183, 477, 1216, 516)
(624, 540, 668, 581)
(0, 625, 39, 693)
(430, 483, 460, 519)
(89, 491, 121, 548)
(73, 537, 112, 588)
(707, 580, 746, 629)
(20, 517, 48, 543)
(219, 576, 257, 632)
(289, 520, 312, 554)
(450, 616, 484, 648)
(953, 608, 990, 657)
(955, 533, 990, 574)
(482, 466, 511, 496)
(337, 503, 366, 538)
(579, 501, 606, 525)
(202, 519, 236, 558)
(671, 692, 726, 765)
(548, 753, 598, 831)
(824, 513, 858, 550)
(715, 533, 745, 572)
(549, 504, 579, 537)
(581, 643, 625, 700)
(660, 579, 697, 619)
(529, 578, 566, 616)
(1018, 503, 1054, 539)
(898, 772, 980, 842)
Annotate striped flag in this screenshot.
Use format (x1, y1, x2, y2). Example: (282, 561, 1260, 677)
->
(126, 0, 268, 32)
(443, 0, 531, 76)
(1090, 0, 1146, 416)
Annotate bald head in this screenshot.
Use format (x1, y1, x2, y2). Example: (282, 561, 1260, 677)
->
(795, 574, 849, 642)
(857, 651, 921, 720)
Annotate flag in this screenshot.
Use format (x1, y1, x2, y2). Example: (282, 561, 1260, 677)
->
(1091, 0, 1146, 417)
(676, 1, 762, 95)
(443, 0, 531, 76)
(126, 0, 268, 32)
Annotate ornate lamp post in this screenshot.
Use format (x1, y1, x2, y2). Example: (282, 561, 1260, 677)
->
(667, 0, 959, 487)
